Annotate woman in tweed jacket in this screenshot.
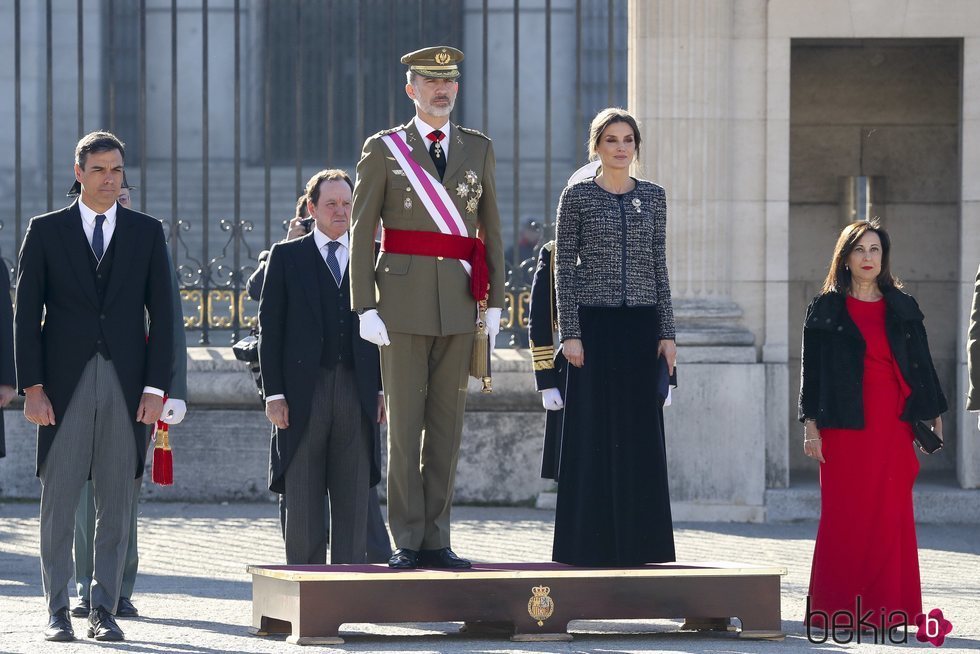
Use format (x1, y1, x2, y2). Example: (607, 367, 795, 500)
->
(551, 108, 677, 566)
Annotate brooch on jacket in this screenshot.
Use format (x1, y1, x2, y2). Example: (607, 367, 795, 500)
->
(631, 197, 642, 214)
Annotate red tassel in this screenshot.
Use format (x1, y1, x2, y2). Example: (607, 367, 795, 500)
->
(151, 421, 173, 486)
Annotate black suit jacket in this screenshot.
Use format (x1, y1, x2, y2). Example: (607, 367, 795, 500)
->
(15, 201, 174, 477)
(258, 233, 382, 494)
(0, 264, 14, 459)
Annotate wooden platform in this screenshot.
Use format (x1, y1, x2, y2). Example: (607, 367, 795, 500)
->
(247, 561, 786, 645)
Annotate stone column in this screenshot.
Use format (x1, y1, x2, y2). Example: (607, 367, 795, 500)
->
(628, 1, 777, 516)
(628, 0, 755, 360)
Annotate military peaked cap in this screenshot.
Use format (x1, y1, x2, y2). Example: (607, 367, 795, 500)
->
(401, 46, 463, 79)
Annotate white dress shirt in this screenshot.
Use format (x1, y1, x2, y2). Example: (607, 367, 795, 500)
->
(414, 115, 451, 161)
(78, 198, 164, 399)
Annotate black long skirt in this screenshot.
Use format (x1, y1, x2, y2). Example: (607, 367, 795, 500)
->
(552, 305, 676, 567)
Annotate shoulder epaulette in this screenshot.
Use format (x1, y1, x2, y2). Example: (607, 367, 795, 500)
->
(374, 126, 402, 138)
(457, 126, 491, 140)
(542, 240, 555, 252)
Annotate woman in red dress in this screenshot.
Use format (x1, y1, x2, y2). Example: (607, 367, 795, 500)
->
(799, 220, 947, 632)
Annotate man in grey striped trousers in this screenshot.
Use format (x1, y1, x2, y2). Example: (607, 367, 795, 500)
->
(259, 169, 387, 566)
(16, 131, 174, 642)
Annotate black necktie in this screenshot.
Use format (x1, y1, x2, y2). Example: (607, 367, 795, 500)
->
(427, 129, 447, 180)
(93, 214, 106, 261)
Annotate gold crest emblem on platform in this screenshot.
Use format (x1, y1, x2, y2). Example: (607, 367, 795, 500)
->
(527, 585, 555, 626)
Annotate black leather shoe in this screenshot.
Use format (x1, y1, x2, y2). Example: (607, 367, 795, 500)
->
(115, 597, 139, 618)
(44, 608, 75, 642)
(388, 548, 420, 569)
(87, 606, 124, 641)
(70, 598, 90, 618)
(419, 547, 472, 569)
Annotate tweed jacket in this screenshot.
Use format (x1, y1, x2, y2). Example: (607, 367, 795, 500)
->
(554, 178, 675, 341)
(799, 289, 948, 429)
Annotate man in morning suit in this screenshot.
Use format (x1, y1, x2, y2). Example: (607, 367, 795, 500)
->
(260, 169, 386, 565)
(350, 46, 505, 569)
(71, 179, 189, 619)
(248, 193, 391, 564)
(16, 131, 174, 642)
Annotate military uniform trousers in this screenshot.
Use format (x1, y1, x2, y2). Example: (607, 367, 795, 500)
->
(381, 330, 475, 550)
(39, 354, 139, 615)
(283, 364, 371, 565)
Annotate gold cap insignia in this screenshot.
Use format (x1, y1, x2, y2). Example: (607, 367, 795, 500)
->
(401, 45, 464, 79)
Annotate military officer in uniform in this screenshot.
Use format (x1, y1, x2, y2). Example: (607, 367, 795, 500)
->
(528, 240, 567, 481)
(350, 46, 505, 570)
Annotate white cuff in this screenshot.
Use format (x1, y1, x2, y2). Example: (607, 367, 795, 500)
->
(266, 394, 286, 403)
(142, 386, 165, 397)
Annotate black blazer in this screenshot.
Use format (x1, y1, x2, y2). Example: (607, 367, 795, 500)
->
(799, 288, 948, 429)
(15, 201, 174, 477)
(257, 233, 382, 494)
(0, 264, 14, 459)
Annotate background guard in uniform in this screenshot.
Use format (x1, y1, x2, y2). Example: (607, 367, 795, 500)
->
(528, 240, 566, 481)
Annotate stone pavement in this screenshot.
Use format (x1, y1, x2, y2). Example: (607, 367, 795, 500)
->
(1, 501, 978, 653)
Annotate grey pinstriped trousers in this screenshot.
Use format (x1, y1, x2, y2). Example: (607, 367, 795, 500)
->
(38, 354, 139, 615)
(283, 364, 371, 565)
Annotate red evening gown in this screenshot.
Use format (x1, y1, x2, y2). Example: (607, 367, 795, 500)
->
(806, 296, 922, 628)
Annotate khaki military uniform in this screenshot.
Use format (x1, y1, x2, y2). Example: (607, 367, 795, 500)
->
(350, 120, 504, 550)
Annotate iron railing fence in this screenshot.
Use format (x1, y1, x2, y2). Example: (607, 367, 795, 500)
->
(1, 0, 627, 345)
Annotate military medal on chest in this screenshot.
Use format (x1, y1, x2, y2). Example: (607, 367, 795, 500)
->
(458, 170, 480, 213)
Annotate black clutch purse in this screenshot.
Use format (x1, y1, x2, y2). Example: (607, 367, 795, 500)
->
(910, 420, 943, 454)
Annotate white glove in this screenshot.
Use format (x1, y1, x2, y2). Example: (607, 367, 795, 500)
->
(541, 388, 564, 411)
(485, 308, 502, 352)
(161, 398, 187, 425)
(359, 309, 391, 347)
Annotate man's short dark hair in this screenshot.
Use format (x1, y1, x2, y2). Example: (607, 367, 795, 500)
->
(75, 131, 126, 169)
(305, 169, 353, 205)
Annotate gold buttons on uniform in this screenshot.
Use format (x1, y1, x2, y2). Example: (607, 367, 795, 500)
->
(384, 267, 390, 272)
(437, 256, 444, 261)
